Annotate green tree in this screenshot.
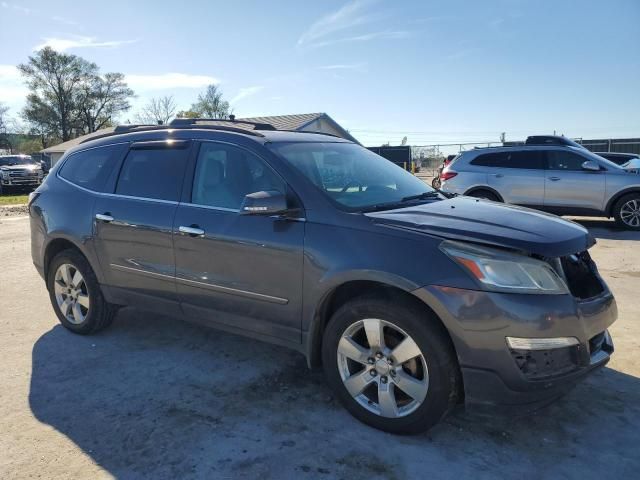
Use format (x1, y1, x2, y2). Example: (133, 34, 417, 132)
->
(0, 103, 11, 152)
(76, 72, 134, 133)
(188, 84, 231, 119)
(18, 47, 134, 141)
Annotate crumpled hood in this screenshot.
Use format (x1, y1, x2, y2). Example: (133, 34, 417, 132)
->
(366, 196, 595, 257)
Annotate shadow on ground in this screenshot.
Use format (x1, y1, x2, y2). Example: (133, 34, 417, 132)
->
(30, 310, 640, 479)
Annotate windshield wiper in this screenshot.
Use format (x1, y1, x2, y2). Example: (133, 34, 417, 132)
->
(401, 191, 440, 202)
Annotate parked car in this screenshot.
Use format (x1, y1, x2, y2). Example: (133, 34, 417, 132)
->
(594, 152, 640, 166)
(30, 119, 616, 434)
(440, 144, 640, 229)
(0, 154, 45, 193)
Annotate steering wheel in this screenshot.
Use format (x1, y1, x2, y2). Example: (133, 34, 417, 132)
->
(341, 180, 363, 193)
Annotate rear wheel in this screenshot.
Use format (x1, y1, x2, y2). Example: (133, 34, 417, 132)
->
(47, 249, 117, 334)
(613, 193, 640, 230)
(466, 189, 500, 201)
(322, 295, 460, 434)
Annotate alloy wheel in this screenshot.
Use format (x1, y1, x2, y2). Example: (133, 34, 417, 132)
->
(620, 199, 640, 227)
(53, 263, 90, 325)
(337, 318, 429, 418)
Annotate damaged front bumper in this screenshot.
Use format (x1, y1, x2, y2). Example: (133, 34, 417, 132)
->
(412, 284, 617, 414)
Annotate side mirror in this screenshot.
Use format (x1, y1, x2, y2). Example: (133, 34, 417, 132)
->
(582, 160, 600, 172)
(240, 190, 288, 215)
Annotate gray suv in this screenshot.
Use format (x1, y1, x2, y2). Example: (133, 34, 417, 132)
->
(29, 119, 616, 434)
(440, 144, 640, 229)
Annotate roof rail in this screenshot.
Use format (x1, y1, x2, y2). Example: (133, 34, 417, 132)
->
(79, 123, 267, 144)
(169, 117, 277, 131)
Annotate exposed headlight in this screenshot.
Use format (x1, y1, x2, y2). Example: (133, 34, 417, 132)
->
(440, 240, 568, 294)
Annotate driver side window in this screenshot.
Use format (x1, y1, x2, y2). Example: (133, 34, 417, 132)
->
(191, 143, 285, 210)
(547, 151, 588, 171)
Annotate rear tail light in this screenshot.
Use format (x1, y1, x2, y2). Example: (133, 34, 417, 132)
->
(440, 171, 458, 181)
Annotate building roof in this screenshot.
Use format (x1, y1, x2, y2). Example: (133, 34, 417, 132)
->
(41, 127, 117, 154)
(239, 113, 359, 143)
(237, 113, 324, 131)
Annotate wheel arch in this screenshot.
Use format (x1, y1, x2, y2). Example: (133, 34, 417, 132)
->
(463, 186, 504, 202)
(605, 187, 640, 216)
(43, 237, 97, 285)
(305, 279, 456, 369)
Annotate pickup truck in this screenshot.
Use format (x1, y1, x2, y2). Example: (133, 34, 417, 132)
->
(0, 155, 45, 193)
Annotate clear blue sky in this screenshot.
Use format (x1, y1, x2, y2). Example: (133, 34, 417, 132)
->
(1, 0, 639, 146)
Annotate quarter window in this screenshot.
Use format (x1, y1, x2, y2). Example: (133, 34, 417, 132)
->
(191, 143, 285, 210)
(59, 144, 123, 191)
(115, 145, 189, 201)
(547, 151, 589, 171)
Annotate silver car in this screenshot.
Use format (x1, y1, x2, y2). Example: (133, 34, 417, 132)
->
(440, 145, 640, 229)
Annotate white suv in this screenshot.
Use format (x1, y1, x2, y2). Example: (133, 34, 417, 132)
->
(441, 145, 640, 229)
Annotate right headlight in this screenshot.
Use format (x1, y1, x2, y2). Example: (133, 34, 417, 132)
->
(439, 240, 568, 295)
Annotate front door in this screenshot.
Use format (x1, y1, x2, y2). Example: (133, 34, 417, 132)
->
(93, 140, 191, 314)
(486, 150, 546, 206)
(543, 150, 606, 212)
(173, 141, 304, 342)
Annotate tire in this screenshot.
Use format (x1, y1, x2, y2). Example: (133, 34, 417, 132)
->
(322, 295, 460, 434)
(431, 177, 441, 189)
(613, 193, 640, 230)
(466, 189, 500, 201)
(47, 249, 117, 334)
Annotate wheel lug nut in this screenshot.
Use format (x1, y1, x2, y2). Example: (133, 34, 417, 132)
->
(370, 370, 377, 377)
(367, 357, 374, 364)
(381, 376, 388, 384)
(375, 352, 383, 359)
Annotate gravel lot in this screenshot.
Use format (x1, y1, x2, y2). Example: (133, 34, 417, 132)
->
(1, 214, 639, 479)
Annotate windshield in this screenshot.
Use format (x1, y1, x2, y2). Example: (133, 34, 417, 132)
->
(269, 142, 436, 210)
(0, 156, 34, 166)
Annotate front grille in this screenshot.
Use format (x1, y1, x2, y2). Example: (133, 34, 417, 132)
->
(559, 251, 604, 300)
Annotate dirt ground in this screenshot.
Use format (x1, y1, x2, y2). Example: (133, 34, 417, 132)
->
(1, 213, 639, 480)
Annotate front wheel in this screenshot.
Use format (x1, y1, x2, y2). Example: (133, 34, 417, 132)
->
(613, 193, 640, 230)
(322, 295, 460, 434)
(47, 249, 117, 334)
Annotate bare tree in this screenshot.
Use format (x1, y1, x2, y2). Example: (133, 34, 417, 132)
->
(135, 96, 177, 125)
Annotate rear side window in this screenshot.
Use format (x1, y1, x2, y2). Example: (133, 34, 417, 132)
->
(115, 145, 189, 201)
(471, 151, 544, 169)
(547, 151, 589, 171)
(59, 144, 122, 191)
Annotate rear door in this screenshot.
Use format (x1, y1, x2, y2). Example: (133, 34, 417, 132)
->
(482, 150, 546, 206)
(93, 140, 191, 313)
(543, 149, 606, 212)
(172, 141, 305, 342)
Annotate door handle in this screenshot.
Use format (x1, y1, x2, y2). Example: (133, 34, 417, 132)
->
(493, 173, 504, 178)
(549, 176, 561, 181)
(179, 225, 205, 237)
(95, 213, 114, 223)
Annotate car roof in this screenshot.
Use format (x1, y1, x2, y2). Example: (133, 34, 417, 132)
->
(66, 125, 353, 157)
(463, 144, 585, 155)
